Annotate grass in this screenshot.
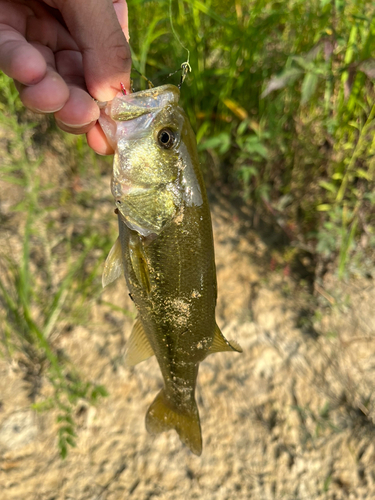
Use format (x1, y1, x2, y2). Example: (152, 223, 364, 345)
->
(0, 75, 122, 457)
(129, 0, 375, 278)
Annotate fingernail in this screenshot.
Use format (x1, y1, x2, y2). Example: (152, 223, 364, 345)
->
(29, 105, 64, 114)
(56, 119, 96, 129)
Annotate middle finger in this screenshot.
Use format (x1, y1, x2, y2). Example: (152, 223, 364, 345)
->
(17, 42, 69, 113)
(54, 49, 100, 133)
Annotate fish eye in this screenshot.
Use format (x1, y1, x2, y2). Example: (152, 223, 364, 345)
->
(157, 128, 175, 149)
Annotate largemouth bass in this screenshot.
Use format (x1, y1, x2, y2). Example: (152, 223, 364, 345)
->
(99, 84, 242, 456)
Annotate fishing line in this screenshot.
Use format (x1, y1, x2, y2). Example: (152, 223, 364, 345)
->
(168, 0, 192, 87)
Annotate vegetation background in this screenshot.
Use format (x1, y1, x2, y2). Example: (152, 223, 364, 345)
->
(1, 0, 375, 498)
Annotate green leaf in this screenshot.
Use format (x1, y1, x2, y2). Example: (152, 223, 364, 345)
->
(57, 414, 74, 426)
(237, 119, 250, 136)
(91, 385, 109, 402)
(191, 0, 231, 25)
(316, 204, 332, 211)
(200, 133, 231, 154)
(195, 121, 210, 144)
(239, 166, 258, 185)
(348, 120, 360, 130)
(59, 437, 68, 459)
(318, 181, 337, 194)
(364, 193, 375, 204)
(301, 72, 318, 105)
(332, 173, 343, 180)
(356, 168, 372, 180)
(65, 436, 76, 448)
(243, 140, 268, 158)
(31, 399, 55, 412)
(59, 425, 77, 437)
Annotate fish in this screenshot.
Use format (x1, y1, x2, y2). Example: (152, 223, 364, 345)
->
(98, 84, 242, 456)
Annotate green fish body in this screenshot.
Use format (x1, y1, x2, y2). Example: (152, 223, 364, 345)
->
(99, 85, 241, 456)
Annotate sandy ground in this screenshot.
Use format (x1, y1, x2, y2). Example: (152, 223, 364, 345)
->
(1, 187, 375, 500)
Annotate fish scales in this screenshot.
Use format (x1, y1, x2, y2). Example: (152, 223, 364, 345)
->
(99, 84, 241, 456)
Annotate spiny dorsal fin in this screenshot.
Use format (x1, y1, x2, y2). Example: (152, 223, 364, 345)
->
(124, 318, 155, 367)
(207, 323, 243, 355)
(102, 238, 123, 288)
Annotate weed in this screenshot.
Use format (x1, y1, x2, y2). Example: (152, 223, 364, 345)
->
(0, 74, 118, 457)
(128, 0, 375, 277)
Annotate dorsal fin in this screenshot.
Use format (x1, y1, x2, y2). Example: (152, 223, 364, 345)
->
(206, 323, 243, 356)
(124, 318, 155, 367)
(102, 238, 123, 288)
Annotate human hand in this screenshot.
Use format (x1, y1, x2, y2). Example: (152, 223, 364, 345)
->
(0, 0, 131, 154)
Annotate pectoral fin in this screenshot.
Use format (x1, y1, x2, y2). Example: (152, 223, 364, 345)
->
(129, 233, 151, 294)
(207, 323, 243, 355)
(102, 238, 123, 288)
(124, 318, 155, 367)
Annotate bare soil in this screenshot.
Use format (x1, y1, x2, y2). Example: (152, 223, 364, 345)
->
(0, 192, 375, 500)
(1, 137, 375, 499)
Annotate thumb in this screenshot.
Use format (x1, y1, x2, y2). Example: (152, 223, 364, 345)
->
(56, 0, 131, 100)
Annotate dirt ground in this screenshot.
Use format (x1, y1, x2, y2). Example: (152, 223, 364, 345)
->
(1, 181, 375, 500)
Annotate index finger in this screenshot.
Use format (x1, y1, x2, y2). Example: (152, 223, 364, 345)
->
(53, 0, 132, 100)
(0, 24, 46, 84)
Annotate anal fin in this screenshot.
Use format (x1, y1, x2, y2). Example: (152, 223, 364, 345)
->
(124, 318, 155, 367)
(102, 237, 123, 288)
(207, 323, 243, 355)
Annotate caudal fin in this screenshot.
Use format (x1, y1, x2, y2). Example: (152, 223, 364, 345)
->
(145, 390, 202, 456)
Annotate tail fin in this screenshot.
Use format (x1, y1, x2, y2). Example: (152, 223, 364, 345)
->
(145, 390, 202, 456)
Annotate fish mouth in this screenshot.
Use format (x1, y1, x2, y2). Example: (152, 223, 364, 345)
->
(101, 84, 181, 122)
(98, 84, 183, 148)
